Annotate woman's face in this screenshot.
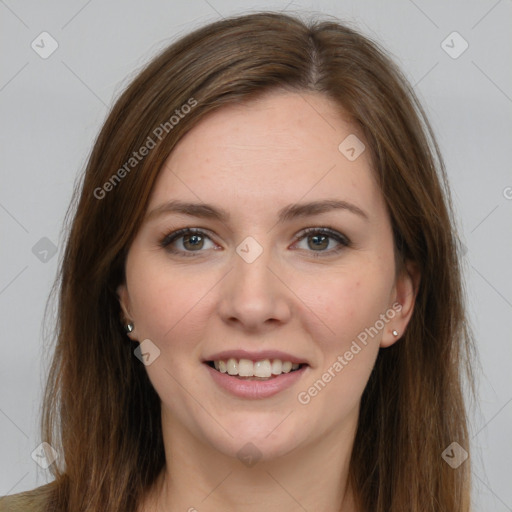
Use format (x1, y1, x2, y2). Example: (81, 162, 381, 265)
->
(118, 91, 418, 462)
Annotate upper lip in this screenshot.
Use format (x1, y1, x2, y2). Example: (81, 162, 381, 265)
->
(203, 349, 309, 365)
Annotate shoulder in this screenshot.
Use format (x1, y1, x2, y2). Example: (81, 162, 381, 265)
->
(0, 482, 55, 512)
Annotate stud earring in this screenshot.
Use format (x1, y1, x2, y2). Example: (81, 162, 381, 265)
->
(124, 322, 134, 333)
(392, 330, 399, 336)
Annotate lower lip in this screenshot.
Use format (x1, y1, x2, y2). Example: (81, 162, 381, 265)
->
(205, 363, 308, 399)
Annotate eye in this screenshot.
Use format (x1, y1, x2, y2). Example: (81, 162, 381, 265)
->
(292, 227, 350, 257)
(159, 226, 351, 258)
(159, 228, 217, 257)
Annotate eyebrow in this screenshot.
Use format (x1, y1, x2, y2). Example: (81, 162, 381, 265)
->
(145, 198, 369, 224)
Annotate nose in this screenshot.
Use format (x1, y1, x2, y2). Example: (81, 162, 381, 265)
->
(217, 241, 292, 332)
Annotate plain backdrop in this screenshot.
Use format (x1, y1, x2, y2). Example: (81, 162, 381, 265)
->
(1, 0, 511, 510)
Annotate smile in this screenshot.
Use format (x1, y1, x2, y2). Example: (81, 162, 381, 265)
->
(207, 358, 303, 379)
(204, 359, 309, 399)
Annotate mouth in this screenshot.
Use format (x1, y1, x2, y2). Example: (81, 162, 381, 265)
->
(204, 357, 309, 399)
(204, 358, 308, 380)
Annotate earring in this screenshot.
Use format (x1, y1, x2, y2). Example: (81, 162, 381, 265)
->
(392, 330, 399, 336)
(124, 322, 134, 333)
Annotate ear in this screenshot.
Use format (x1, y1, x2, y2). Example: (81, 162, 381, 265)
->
(380, 260, 421, 348)
(116, 283, 137, 340)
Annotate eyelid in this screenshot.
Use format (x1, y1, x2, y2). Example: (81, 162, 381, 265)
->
(291, 227, 351, 257)
(159, 227, 216, 247)
(294, 226, 350, 245)
(159, 226, 351, 257)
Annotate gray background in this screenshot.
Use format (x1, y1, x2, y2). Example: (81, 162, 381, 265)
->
(1, 0, 511, 510)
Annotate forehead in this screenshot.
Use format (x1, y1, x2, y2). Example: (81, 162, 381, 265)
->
(148, 92, 384, 220)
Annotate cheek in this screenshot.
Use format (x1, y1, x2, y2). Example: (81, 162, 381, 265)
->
(297, 265, 393, 348)
(294, 271, 389, 422)
(125, 250, 204, 343)
(125, 255, 208, 404)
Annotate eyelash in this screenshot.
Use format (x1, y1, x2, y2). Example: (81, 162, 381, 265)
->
(159, 227, 351, 258)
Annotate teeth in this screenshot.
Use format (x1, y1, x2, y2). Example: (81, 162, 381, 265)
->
(239, 359, 253, 377)
(254, 359, 271, 378)
(227, 358, 238, 375)
(271, 359, 282, 375)
(210, 358, 302, 377)
(282, 361, 293, 373)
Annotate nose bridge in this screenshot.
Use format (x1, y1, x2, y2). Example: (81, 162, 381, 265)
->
(234, 236, 273, 288)
(233, 234, 277, 295)
(218, 234, 291, 327)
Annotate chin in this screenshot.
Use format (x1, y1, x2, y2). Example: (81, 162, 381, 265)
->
(197, 415, 308, 463)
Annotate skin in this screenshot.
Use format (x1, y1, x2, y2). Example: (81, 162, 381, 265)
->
(118, 91, 420, 512)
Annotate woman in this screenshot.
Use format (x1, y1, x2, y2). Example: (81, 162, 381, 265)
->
(0, 11, 475, 512)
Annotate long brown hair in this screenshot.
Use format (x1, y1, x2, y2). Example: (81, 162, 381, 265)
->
(41, 11, 476, 511)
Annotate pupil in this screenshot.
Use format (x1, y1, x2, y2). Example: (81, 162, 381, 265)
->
(184, 234, 203, 250)
(310, 234, 327, 250)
